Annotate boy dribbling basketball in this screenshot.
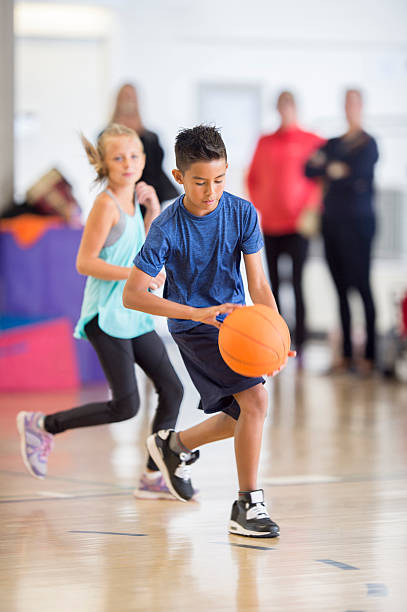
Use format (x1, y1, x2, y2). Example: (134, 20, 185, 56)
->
(123, 125, 295, 537)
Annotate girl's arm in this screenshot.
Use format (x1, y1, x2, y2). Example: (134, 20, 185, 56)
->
(136, 181, 161, 235)
(76, 193, 131, 281)
(243, 252, 278, 311)
(123, 266, 239, 328)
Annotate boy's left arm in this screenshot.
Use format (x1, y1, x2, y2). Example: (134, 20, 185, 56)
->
(243, 251, 278, 311)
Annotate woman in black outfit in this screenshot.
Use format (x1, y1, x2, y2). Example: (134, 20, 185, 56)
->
(305, 90, 379, 375)
(111, 83, 179, 204)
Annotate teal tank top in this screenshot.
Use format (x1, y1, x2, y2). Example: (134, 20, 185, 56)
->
(74, 190, 154, 340)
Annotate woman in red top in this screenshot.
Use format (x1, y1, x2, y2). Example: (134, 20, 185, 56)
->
(248, 91, 324, 365)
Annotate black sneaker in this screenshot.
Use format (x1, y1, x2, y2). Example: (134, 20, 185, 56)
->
(146, 430, 199, 502)
(229, 489, 280, 538)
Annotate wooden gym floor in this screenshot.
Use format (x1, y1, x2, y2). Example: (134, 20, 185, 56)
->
(1, 341, 406, 611)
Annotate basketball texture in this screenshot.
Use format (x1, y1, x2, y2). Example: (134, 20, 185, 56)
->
(218, 305, 291, 377)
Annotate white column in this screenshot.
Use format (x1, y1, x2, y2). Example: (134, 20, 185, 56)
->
(0, 0, 14, 214)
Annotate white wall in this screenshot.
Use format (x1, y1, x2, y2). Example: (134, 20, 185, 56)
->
(14, 0, 407, 334)
(0, 0, 14, 214)
(15, 37, 111, 206)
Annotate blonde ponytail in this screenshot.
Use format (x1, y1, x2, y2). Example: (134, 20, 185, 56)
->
(80, 134, 105, 182)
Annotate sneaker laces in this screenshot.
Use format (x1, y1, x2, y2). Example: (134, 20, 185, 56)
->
(39, 435, 53, 460)
(246, 502, 270, 521)
(174, 453, 192, 481)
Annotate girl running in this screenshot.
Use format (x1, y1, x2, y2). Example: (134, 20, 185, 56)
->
(17, 124, 183, 499)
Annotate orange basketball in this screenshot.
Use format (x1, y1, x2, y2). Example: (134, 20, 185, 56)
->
(218, 305, 291, 377)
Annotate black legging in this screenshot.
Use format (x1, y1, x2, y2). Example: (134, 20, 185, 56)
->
(44, 316, 183, 470)
(322, 215, 376, 362)
(264, 233, 309, 350)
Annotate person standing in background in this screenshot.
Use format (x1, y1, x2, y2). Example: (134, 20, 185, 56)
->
(248, 92, 324, 367)
(305, 89, 379, 376)
(111, 83, 179, 205)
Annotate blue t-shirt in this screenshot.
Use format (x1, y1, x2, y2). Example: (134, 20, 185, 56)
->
(134, 191, 263, 333)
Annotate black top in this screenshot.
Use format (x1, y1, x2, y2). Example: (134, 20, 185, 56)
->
(139, 130, 179, 204)
(305, 131, 379, 219)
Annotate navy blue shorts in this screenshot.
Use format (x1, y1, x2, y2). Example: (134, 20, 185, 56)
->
(172, 323, 264, 421)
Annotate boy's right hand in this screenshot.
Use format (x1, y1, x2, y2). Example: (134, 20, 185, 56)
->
(191, 303, 241, 329)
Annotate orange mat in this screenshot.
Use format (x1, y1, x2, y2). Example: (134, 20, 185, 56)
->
(0, 214, 63, 248)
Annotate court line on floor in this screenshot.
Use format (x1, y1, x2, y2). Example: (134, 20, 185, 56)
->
(37, 490, 73, 498)
(317, 559, 360, 570)
(0, 491, 132, 504)
(69, 530, 146, 537)
(0, 469, 134, 490)
(0, 490, 124, 500)
(367, 583, 388, 597)
(215, 541, 275, 551)
(262, 473, 407, 486)
(262, 475, 341, 485)
(1, 470, 406, 498)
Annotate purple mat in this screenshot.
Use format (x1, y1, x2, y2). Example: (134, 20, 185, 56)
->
(0, 228, 104, 384)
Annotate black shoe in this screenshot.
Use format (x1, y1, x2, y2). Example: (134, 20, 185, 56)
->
(146, 430, 199, 502)
(229, 490, 280, 538)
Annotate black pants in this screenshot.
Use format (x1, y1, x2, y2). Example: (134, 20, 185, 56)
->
(322, 215, 376, 362)
(264, 233, 309, 349)
(44, 316, 183, 470)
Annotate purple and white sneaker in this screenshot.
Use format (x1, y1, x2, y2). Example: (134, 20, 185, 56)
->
(134, 472, 199, 500)
(133, 473, 175, 500)
(16, 411, 54, 479)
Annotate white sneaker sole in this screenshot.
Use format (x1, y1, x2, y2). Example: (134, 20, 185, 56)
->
(16, 412, 44, 480)
(229, 520, 280, 538)
(146, 434, 187, 503)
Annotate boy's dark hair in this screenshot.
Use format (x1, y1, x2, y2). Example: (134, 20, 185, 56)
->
(175, 124, 227, 172)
